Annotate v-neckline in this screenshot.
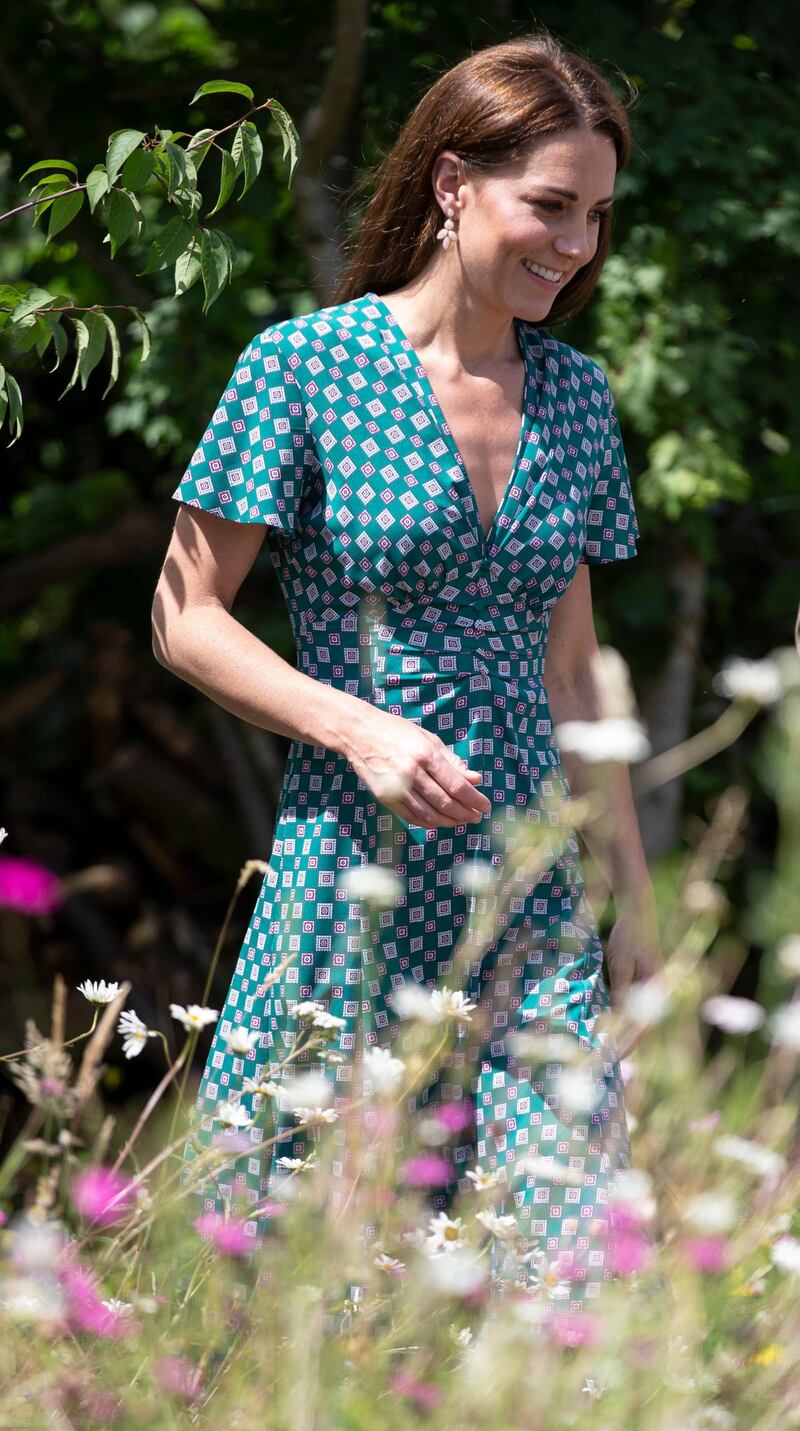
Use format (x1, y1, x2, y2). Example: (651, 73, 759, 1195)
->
(365, 290, 533, 560)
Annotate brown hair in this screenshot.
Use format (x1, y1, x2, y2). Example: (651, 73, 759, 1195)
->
(331, 31, 634, 325)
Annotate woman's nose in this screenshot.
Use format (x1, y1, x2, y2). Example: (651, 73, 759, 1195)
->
(553, 226, 594, 262)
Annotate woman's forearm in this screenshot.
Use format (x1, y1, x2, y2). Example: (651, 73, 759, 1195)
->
(546, 671, 652, 902)
(154, 602, 372, 761)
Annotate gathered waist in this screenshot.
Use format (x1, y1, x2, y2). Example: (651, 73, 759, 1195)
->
(295, 592, 549, 695)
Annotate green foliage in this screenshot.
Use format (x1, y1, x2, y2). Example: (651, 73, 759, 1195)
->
(0, 82, 301, 442)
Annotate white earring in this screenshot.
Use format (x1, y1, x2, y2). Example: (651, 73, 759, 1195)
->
(436, 205, 459, 251)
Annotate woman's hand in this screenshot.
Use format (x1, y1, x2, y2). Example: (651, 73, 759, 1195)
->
(345, 707, 492, 829)
(605, 880, 664, 1007)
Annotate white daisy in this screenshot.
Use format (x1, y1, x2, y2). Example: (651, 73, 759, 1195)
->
(374, 1252, 406, 1275)
(713, 1134, 786, 1181)
(712, 655, 783, 706)
(101, 1298, 133, 1316)
(622, 976, 670, 1027)
(292, 1106, 338, 1126)
(77, 979, 121, 1006)
(279, 1072, 332, 1111)
(311, 1009, 346, 1032)
(475, 1209, 521, 1243)
(450, 1324, 473, 1346)
(225, 1026, 259, 1056)
(770, 1235, 800, 1274)
(393, 983, 442, 1023)
(339, 864, 404, 907)
(465, 1164, 502, 1191)
(216, 1101, 252, 1130)
(430, 986, 477, 1023)
(700, 995, 765, 1035)
(769, 1001, 800, 1052)
(555, 716, 651, 763)
(117, 1008, 157, 1060)
(538, 1260, 571, 1300)
(425, 1211, 468, 1254)
(292, 1000, 326, 1020)
(169, 1003, 219, 1032)
(364, 1045, 406, 1094)
(682, 1191, 738, 1235)
(241, 1075, 281, 1098)
(276, 1155, 317, 1173)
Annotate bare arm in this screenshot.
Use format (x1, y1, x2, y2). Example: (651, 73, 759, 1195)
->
(151, 505, 492, 829)
(543, 565, 650, 900)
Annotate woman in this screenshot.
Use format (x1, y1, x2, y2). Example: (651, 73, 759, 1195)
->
(153, 31, 662, 1307)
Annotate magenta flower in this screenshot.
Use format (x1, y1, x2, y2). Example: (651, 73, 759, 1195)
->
(547, 1311, 599, 1348)
(681, 1236, 728, 1273)
(0, 856, 62, 915)
(689, 1109, 721, 1133)
(193, 1213, 251, 1257)
(154, 1356, 204, 1403)
(71, 1166, 137, 1225)
(437, 1100, 473, 1134)
(58, 1263, 130, 1341)
(401, 1153, 453, 1188)
(391, 1371, 444, 1411)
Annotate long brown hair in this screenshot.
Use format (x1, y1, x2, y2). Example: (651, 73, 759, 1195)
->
(332, 31, 634, 325)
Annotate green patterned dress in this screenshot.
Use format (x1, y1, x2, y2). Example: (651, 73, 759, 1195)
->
(171, 289, 640, 1306)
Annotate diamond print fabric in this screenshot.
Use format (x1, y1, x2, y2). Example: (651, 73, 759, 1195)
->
(170, 290, 640, 1307)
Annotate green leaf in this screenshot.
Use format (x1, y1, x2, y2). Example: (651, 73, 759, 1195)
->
(209, 148, 237, 216)
(190, 79, 254, 104)
(185, 128, 215, 171)
(86, 165, 111, 213)
(231, 120, 263, 197)
(103, 189, 141, 257)
(96, 312, 121, 398)
(10, 288, 57, 323)
(268, 100, 301, 187)
(138, 215, 196, 276)
(200, 228, 229, 313)
(29, 173, 75, 195)
(19, 158, 78, 181)
(60, 317, 88, 398)
(0, 285, 22, 309)
(105, 129, 147, 185)
(4, 370, 24, 445)
(43, 313, 68, 372)
(164, 141, 190, 196)
(174, 242, 201, 296)
(47, 188, 84, 241)
(77, 311, 109, 391)
(130, 307, 151, 364)
(121, 146, 155, 192)
(12, 315, 49, 355)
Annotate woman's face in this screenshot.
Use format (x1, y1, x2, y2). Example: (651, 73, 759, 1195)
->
(439, 126, 618, 321)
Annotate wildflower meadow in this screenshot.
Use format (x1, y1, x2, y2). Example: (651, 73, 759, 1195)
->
(1, 644, 799, 1428)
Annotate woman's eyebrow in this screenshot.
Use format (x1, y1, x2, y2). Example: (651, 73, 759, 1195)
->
(539, 185, 615, 205)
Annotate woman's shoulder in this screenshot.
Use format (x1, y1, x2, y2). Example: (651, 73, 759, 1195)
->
(242, 292, 378, 364)
(519, 319, 610, 395)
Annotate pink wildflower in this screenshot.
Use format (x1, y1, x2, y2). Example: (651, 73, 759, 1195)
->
(58, 1263, 130, 1340)
(391, 1370, 444, 1411)
(193, 1213, 251, 1257)
(401, 1153, 453, 1188)
(547, 1310, 599, 1348)
(71, 1166, 137, 1225)
(154, 1356, 204, 1403)
(681, 1236, 728, 1273)
(0, 856, 62, 915)
(437, 1100, 473, 1134)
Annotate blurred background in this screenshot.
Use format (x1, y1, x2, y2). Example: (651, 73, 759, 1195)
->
(1, 1, 798, 1120)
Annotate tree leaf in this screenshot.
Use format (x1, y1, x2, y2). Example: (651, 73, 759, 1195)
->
(10, 289, 57, 323)
(130, 307, 151, 364)
(4, 370, 24, 445)
(121, 147, 155, 192)
(47, 189, 85, 241)
(174, 243, 202, 296)
(43, 314, 68, 373)
(200, 228, 229, 313)
(103, 189, 141, 258)
(208, 148, 237, 216)
(138, 215, 195, 275)
(105, 129, 147, 185)
(164, 142, 189, 197)
(231, 120, 263, 197)
(60, 317, 89, 399)
(96, 312, 121, 398)
(190, 79, 254, 104)
(268, 100, 301, 187)
(86, 165, 111, 213)
(74, 312, 109, 391)
(185, 128, 215, 171)
(19, 158, 78, 181)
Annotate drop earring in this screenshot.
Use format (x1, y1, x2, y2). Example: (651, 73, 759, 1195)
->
(436, 205, 459, 251)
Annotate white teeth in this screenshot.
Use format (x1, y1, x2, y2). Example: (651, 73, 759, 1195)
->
(523, 260, 563, 282)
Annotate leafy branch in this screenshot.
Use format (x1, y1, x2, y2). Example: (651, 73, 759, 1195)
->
(0, 80, 300, 445)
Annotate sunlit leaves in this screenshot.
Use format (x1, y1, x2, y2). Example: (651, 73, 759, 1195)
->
(0, 364, 24, 445)
(231, 121, 263, 197)
(105, 129, 147, 186)
(268, 100, 300, 187)
(121, 147, 155, 192)
(102, 189, 143, 257)
(190, 79, 255, 104)
(174, 243, 201, 297)
(85, 166, 110, 213)
(200, 228, 230, 312)
(138, 215, 196, 276)
(208, 149, 236, 216)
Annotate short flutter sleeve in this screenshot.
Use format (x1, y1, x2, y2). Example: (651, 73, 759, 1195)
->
(171, 331, 312, 537)
(579, 378, 639, 565)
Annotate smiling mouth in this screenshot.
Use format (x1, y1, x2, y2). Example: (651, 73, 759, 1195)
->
(521, 259, 567, 285)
